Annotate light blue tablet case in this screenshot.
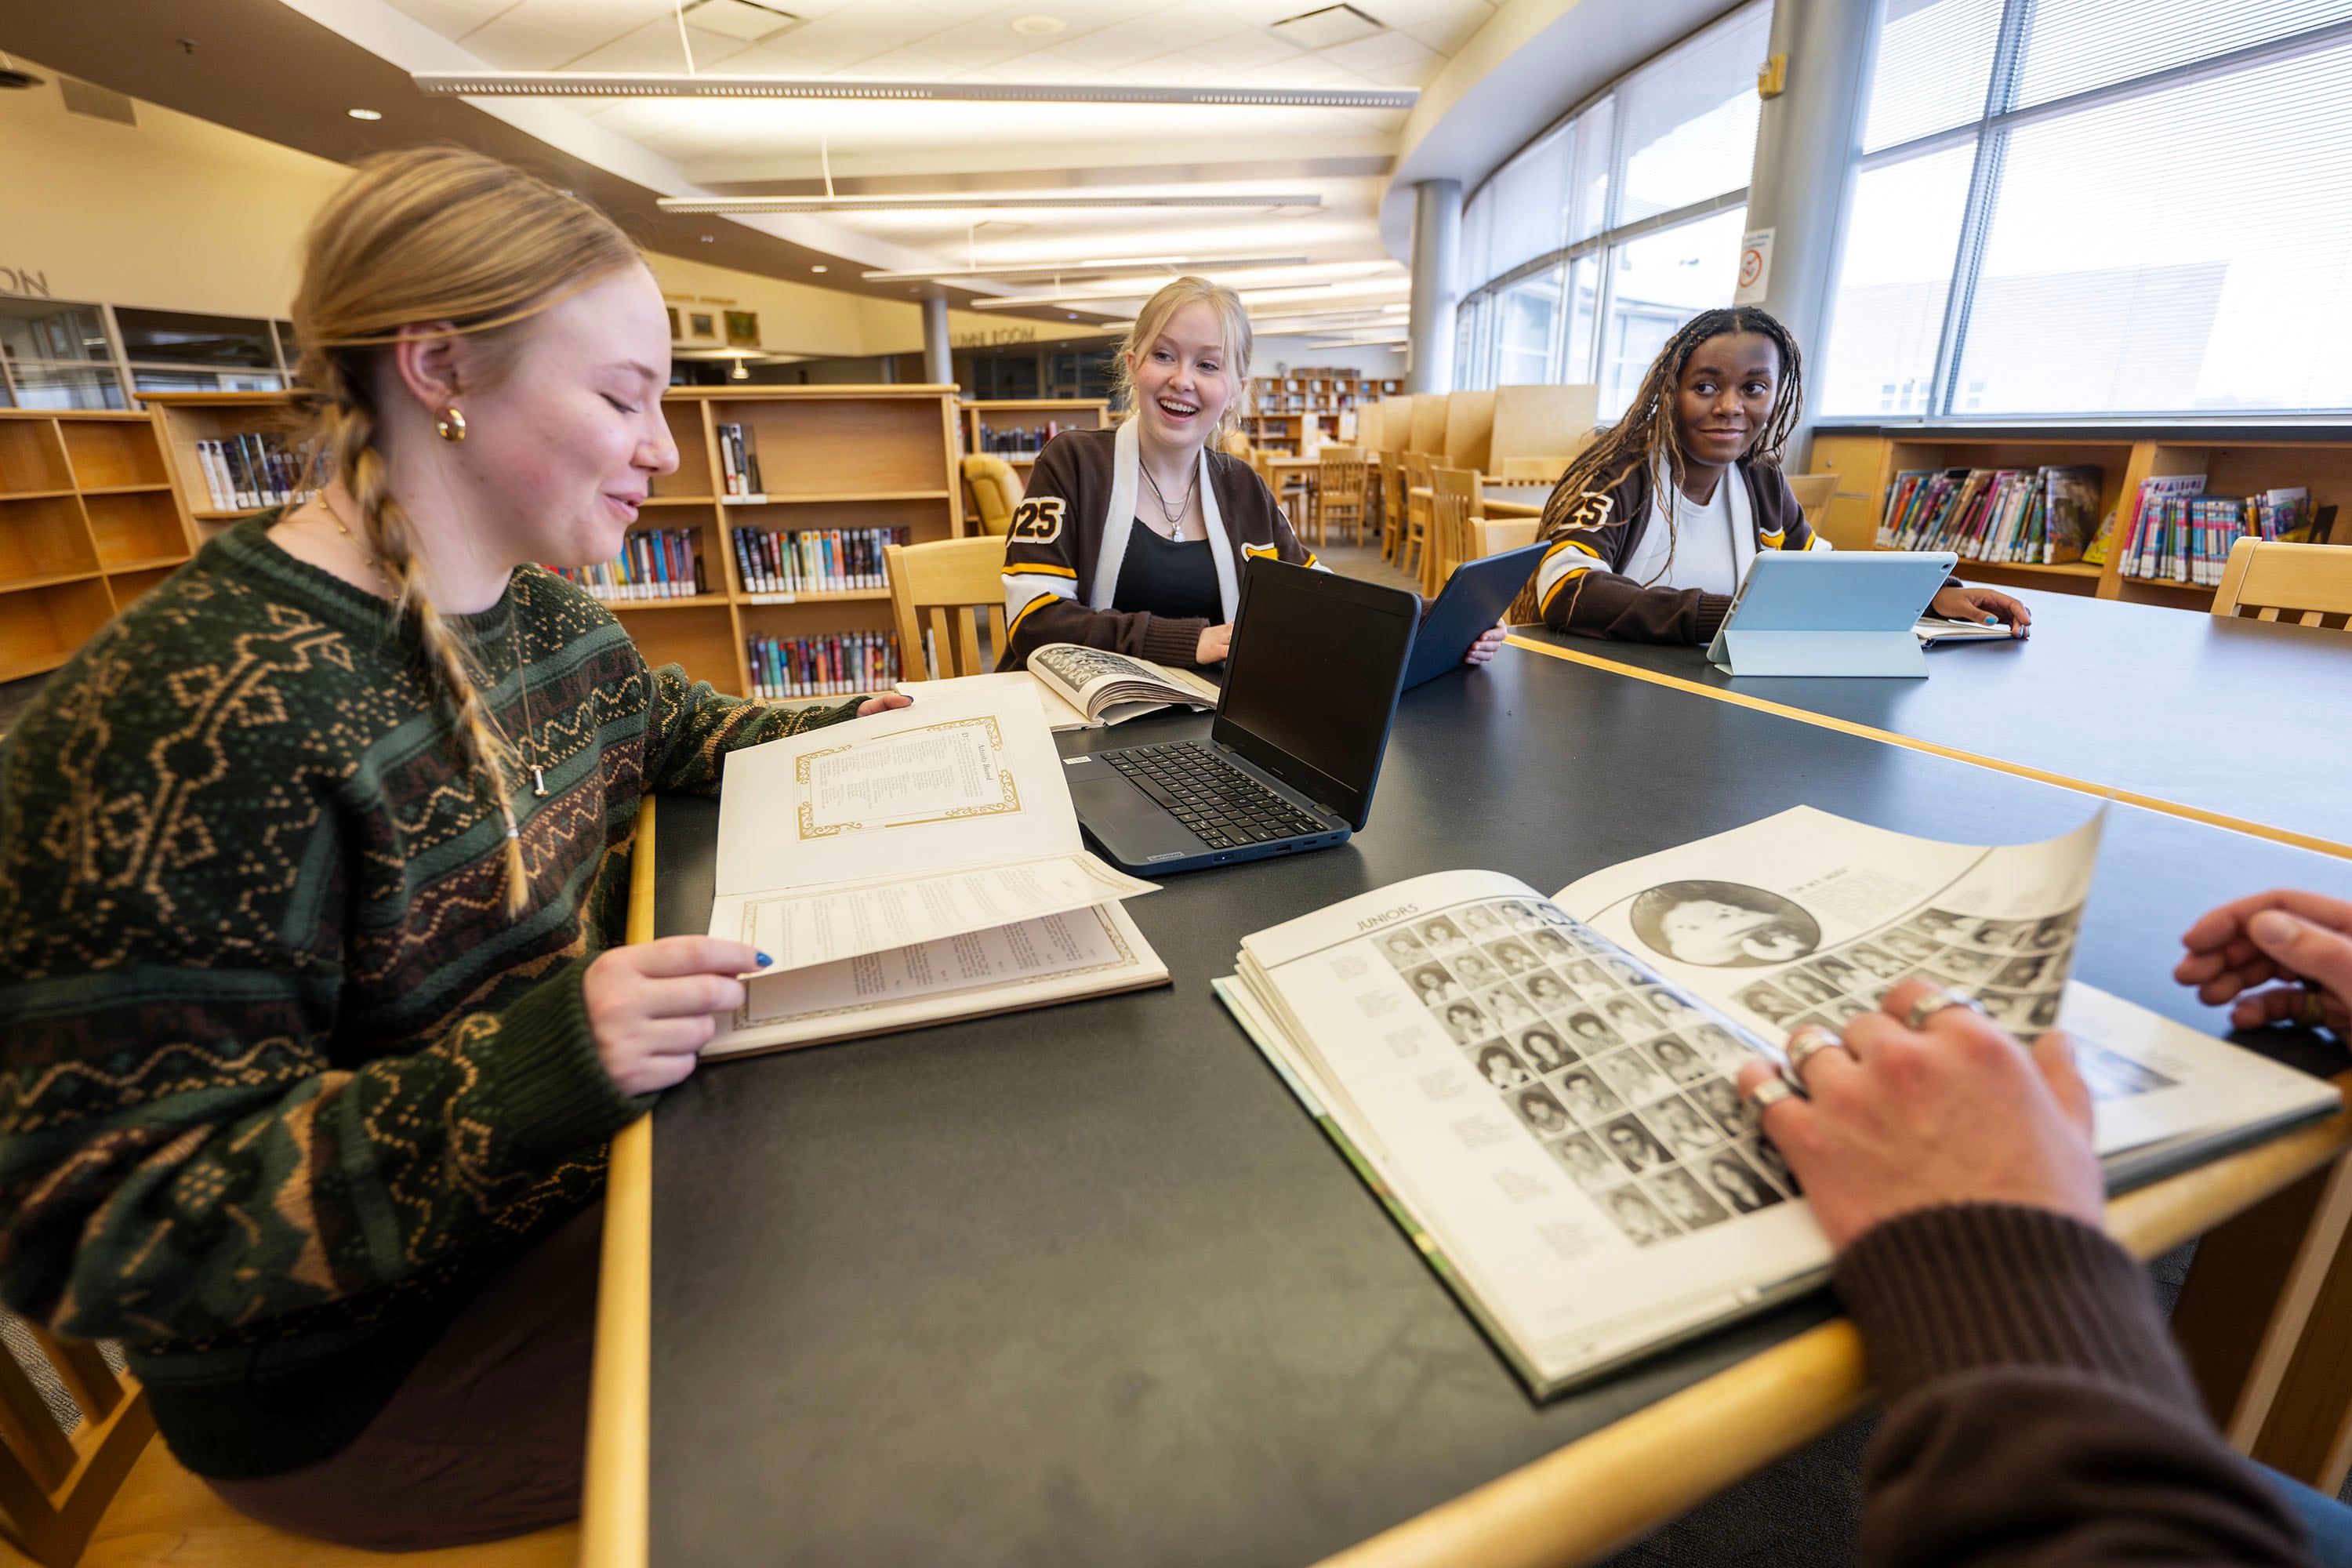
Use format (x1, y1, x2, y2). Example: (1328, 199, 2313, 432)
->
(1704, 552, 1956, 677)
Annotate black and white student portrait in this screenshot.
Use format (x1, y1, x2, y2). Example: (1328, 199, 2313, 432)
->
(1911, 909, 1967, 938)
(1880, 928, 1939, 962)
(1737, 982, 1802, 1025)
(1848, 943, 1907, 979)
(1557, 1069, 1624, 1123)
(1602, 995, 1656, 1036)
(1489, 938, 1541, 975)
(1527, 927, 1574, 960)
(1703, 1150, 1784, 1213)
(1419, 915, 1468, 949)
(1808, 956, 1860, 992)
(1781, 970, 1839, 1007)
(1499, 899, 1546, 931)
(1406, 964, 1461, 1006)
(1641, 986, 1697, 1022)
(1515, 1085, 1573, 1135)
(2029, 990, 2063, 1029)
(1601, 1115, 1673, 1174)
(1563, 1010, 1619, 1047)
(1746, 1136, 1798, 1193)
(1595, 1047, 1671, 1103)
(2031, 911, 2076, 949)
(1933, 946, 2002, 982)
(1452, 949, 1504, 989)
(1377, 928, 1427, 969)
(1549, 1132, 1618, 1192)
(1526, 971, 1577, 1009)
(1649, 1167, 1732, 1230)
(1649, 1035, 1709, 1084)
(1649, 1094, 1727, 1155)
(1518, 1025, 1574, 1074)
(1687, 1076, 1754, 1136)
(1604, 1186, 1678, 1247)
(1564, 960, 1608, 989)
(1627, 880, 1821, 967)
(1485, 984, 1540, 1028)
(1997, 953, 2055, 988)
(1475, 1043, 1534, 1090)
(1603, 957, 1648, 987)
(1690, 1022, 1748, 1065)
(1442, 1000, 1494, 1044)
(1461, 905, 1507, 940)
(1824, 996, 1871, 1024)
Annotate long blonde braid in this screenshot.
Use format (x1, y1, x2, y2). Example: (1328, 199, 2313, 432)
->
(290, 147, 640, 917)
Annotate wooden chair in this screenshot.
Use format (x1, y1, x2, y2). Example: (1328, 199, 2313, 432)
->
(1499, 455, 1573, 485)
(2212, 539, 2352, 630)
(1786, 472, 1838, 532)
(1312, 445, 1370, 549)
(1399, 451, 1436, 584)
(1425, 466, 1480, 599)
(960, 455, 1022, 538)
(1379, 450, 1408, 563)
(0, 1319, 575, 1566)
(886, 535, 1011, 679)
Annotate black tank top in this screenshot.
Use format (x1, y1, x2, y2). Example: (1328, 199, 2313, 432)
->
(1112, 524, 1221, 621)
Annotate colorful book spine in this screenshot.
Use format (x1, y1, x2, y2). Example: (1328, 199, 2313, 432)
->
(542, 528, 702, 601)
(730, 527, 906, 595)
(744, 630, 902, 699)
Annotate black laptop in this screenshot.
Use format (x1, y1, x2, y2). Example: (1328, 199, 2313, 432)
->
(1065, 558, 1420, 873)
(1401, 540, 1548, 688)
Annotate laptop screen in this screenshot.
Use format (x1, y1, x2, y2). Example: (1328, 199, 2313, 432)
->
(1212, 559, 1419, 829)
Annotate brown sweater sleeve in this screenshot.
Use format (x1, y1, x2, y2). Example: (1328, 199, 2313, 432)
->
(1838, 1204, 2313, 1568)
(1544, 571, 1734, 645)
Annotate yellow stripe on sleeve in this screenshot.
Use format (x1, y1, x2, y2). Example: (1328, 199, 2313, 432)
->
(1537, 564, 1592, 613)
(1007, 561, 1077, 579)
(1006, 592, 1058, 640)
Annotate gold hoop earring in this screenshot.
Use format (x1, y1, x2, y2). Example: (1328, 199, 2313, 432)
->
(436, 406, 467, 443)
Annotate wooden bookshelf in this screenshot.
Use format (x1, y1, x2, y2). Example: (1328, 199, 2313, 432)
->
(0, 409, 197, 684)
(1246, 369, 1402, 454)
(143, 387, 964, 697)
(958, 398, 1110, 470)
(1810, 424, 2352, 609)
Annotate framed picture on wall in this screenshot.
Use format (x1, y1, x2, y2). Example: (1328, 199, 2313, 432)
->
(724, 310, 760, 348)
(688, 312, 717, 342)
(666, 306, 683, 341)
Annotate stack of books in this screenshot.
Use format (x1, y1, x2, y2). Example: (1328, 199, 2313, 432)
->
(2119, 479, 2323, 586)
(194, 433, 316, 513)
(732, 526, 906, 596)
(1877, 466, 2102, 564)
(747, 630, 903, 699)
(544, 528, 703, 601)
(976, 421, 1073, 456)
(717, 423, 765, 497)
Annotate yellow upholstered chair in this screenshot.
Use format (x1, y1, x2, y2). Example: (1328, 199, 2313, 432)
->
(2212, 539, 2352, 630)
(0, 1318, 575, 1566)
(960, 455, 1023, 537)
(1312, 445, 1370, 549)
(887, 535, 1011, 678)
(1425, 465, 1481, 598)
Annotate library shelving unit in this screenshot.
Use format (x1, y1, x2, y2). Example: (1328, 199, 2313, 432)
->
(0, 408, 194, 684)
(1245, 370, 1403, 454)
(957, 398, 1110, 471)
(143, 387, 964, 696)
(1810, 423, 2352, 610)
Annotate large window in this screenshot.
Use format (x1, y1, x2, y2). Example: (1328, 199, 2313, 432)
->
(1823, 0, 2352, 419)
(1455, 2, 1769, 415)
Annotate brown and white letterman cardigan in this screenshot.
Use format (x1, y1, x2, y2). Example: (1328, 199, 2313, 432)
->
(997, 422, 1318, 670)
(1535, 456, 1821, 644)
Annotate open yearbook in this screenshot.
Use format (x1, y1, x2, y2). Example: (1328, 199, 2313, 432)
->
(706, 683, 1169, 1056)
(897, 644, 1218, 731)
(1216, 807, 2341, 1399)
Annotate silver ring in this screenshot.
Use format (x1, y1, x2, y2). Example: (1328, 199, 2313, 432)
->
(1784, 1024, 1849, 1080)
(1906, 985, 1987, 1033)
(1746, 1074, 1798, 1111)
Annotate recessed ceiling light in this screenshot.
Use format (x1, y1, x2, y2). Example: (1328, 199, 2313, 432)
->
(412, 71, 1414, 109)
(1011, 14, 1065, 34)
(810, 264, 827, 272)
(347, 107, 382, 120)
(681, 0, 804, 44)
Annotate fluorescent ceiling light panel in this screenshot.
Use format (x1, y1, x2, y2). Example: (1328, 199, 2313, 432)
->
(859, 256, 1310, 283)
(1271, 5, 1388, 49)
(662, 194, 1323, 214)
(411, 72, 1417, 108)
(682, 0, 803, 43)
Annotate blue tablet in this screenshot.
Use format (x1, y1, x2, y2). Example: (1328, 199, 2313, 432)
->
(1404, 542, 1551, 689)
(1703, 550, 1957, 677)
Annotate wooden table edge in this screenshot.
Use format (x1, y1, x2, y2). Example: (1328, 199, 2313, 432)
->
(583, 794, 656, 1568)
(1501, 634, 2352, 863)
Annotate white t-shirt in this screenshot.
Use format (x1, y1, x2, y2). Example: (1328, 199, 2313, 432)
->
(1620, 463, 1757, 596)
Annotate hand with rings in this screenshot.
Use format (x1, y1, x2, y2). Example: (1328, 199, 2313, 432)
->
(2175, 889, 2352, 1040)
(1734, 978, 2104, 1250)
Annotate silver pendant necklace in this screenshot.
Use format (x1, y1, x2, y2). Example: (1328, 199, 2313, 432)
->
(1142, 459, 1200, 539)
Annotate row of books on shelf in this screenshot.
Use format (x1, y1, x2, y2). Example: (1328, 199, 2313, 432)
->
(748, 629, 920, 699)
(975, 421, 1076, 456)
(192, 434, 317, 513)
(1876, 466, 2102, 564)
(543, 528, 706, 601)
(2118, 476, 2328, 586)
(717, 422, 766, 497)
(734, 526, 906, 595)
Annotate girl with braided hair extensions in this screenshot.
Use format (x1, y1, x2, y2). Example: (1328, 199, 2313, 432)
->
(0, 148, 908, 1548)
(1534, 306, 2030, 644)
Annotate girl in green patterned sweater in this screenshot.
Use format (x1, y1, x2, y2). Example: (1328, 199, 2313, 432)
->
(0, 147, 907, 1548)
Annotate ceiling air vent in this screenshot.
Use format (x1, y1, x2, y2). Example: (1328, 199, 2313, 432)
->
(1270, 5, 1387, 50)
(59, 75, 136, 125)
(682, 0, 804, 44)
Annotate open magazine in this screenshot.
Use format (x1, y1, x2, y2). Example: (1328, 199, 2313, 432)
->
(1027, 643, 1218, 727)
(1216, 807, 2340, 1398)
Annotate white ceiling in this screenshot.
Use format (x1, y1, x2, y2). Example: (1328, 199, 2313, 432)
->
(365, 0, 1506, 321)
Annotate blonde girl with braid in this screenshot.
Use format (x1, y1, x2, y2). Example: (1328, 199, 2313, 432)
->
(0, 147, 906, 1548)
(1533, 306, 2030, 644)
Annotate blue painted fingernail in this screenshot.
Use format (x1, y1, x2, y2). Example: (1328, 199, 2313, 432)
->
(756, 953, 774, 967)
(1982, 615, 1998, 623)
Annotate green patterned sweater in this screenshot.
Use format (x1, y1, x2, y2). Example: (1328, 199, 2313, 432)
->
(0, 514, 857, 1479)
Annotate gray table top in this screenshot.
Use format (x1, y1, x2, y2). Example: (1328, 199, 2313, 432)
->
(1512, 586, 2352, 854)
(646, 644, 2352, 1568)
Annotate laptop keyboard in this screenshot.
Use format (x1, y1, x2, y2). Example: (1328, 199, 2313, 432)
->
(1102, 741, 1328, 850)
